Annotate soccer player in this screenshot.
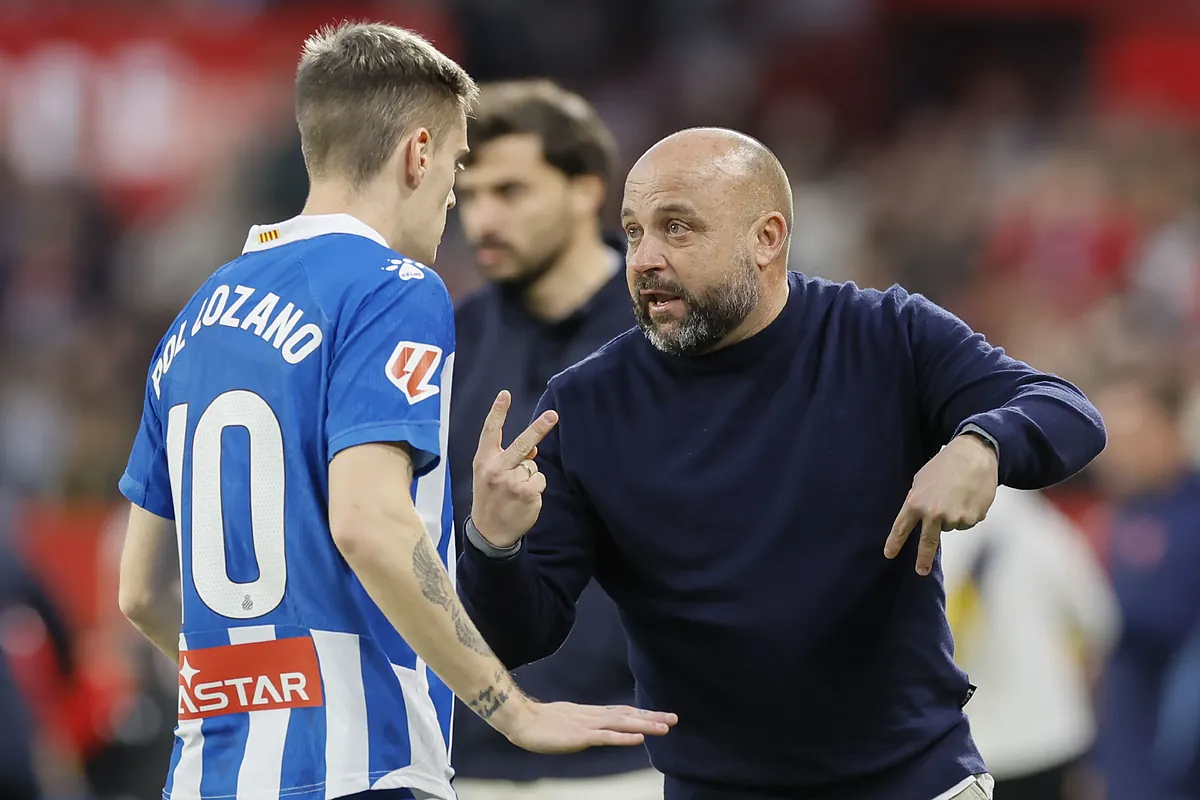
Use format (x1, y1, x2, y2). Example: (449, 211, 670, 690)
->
(114, 22, 674, 800)
(458, 127, 1108, 800)
(449, 80, 659, 799)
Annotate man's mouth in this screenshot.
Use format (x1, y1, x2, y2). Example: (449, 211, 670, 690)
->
(475, 243, 509, 266)
(640, 289, 683, 315)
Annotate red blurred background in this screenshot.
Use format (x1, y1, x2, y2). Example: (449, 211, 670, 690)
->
(2, 1, 1200, 797)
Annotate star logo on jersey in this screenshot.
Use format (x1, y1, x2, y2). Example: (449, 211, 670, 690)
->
(179, 657, 199, 687)
(383, 257, 426, 281)
(385, 341, 442, 404)
(176, 638, 323, 720)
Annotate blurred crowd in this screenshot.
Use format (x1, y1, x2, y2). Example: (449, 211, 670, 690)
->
(2, 1, 1200, 798)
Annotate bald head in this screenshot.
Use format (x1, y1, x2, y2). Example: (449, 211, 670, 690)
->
(621, 127, 794, 358)
(629, 127, 793, 233)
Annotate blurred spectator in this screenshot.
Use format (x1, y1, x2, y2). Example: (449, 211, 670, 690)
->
(942, 487, 1119, 800)
(1119, 127, 1200, 335)
(85, 507, 177, 800)
(1092, 363, 1200, 800)
(0, 535, 79, 800)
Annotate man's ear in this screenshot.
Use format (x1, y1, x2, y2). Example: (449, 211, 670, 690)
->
(752, 212, 788, 268)
(568, 174, 606, 219)
(401, 128, 433, 189)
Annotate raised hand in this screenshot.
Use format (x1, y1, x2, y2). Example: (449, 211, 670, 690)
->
(471, 391, 559, 548)
(883, 433, 999, 575)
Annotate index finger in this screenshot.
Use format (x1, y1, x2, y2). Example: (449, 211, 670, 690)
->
(884, 501, 919, 560)
(499, 410, 559, 469)
(477, 391, 512, 454)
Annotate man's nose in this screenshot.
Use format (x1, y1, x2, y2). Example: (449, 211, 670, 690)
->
(627, 241, 666, 275)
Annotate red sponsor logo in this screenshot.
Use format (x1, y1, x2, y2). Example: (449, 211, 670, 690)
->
(385, 341, 442, 404)
(177, 637, 323, 720)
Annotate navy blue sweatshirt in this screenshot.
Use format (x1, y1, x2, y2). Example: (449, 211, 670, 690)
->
(449, 263, 650, 779)
(1099, 472, 1200, 800)
(458, 272, 1106, 799)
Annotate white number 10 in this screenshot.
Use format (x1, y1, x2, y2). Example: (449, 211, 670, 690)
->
(166, 390, 287, 620)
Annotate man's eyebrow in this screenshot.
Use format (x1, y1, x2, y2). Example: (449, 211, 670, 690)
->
(656, 202, 702, 218)
(621, 202, 703, 219)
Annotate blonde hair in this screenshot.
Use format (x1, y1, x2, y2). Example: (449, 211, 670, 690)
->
(296, 21, 478, 186)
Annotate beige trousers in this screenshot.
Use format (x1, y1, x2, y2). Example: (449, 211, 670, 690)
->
(944, 774, 995, 800)
(453, 768, 664, 800)
(455, 770, 989, 800)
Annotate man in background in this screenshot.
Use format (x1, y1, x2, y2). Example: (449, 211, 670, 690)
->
(941, 486, 1118, 800)
(450, 80, 659, 799)
(0, 536, 77, 800)
(1092, 363, 1200, 800)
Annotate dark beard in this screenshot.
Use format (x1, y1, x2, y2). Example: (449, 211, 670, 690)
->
(494, 248, 559, 296)
(632, 253, 760, 356)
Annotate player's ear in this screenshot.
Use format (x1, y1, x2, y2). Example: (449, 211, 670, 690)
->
(569, 174, 605, 219)
(752, 211, 787, 268)
(402, 128, 433, 190)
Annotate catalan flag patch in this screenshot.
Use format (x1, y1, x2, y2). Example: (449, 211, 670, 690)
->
(258, 229, 280, 244)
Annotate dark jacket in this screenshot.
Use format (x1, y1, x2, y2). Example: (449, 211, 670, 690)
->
(449, 256, 649, 780)
(459, 275, 1106, 798)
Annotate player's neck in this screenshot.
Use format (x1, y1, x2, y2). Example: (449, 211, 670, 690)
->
(300, 187, 395, 249)
(522, 229, 618, 323)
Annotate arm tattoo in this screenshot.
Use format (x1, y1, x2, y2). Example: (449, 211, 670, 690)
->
(413, 534, 452, 608)
(467, 669, 513, 720)
(412, 535, 491, 656)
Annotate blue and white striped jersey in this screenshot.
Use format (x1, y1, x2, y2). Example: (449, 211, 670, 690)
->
(119, 214, 457, 800)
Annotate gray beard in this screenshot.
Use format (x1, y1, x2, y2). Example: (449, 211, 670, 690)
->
(633, 255, 760, 357)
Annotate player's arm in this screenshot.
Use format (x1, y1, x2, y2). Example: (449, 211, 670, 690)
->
(117, 505, 181, 662)
(117, 347, 182, 663)
(327, 276, 673, 752)
(899, 288, 1106, 488)
(329, 441, 532, 725)
(457, 387, 600, 669)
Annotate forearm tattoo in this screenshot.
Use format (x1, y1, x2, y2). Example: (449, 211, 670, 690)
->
(412, 535, 491, 656)
(467, 669, 513, 720)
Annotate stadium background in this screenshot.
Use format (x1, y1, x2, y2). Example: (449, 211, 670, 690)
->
(0, 0, 1198, 797)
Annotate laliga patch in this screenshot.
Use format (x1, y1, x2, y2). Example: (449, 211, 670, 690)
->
(386, 341, 442, 404)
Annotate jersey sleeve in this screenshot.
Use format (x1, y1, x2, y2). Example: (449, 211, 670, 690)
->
(326, 276, 454, 477)
(118, 351, 175, 520)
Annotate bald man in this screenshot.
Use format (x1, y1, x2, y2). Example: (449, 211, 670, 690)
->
(457, 128, 1107, 800)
